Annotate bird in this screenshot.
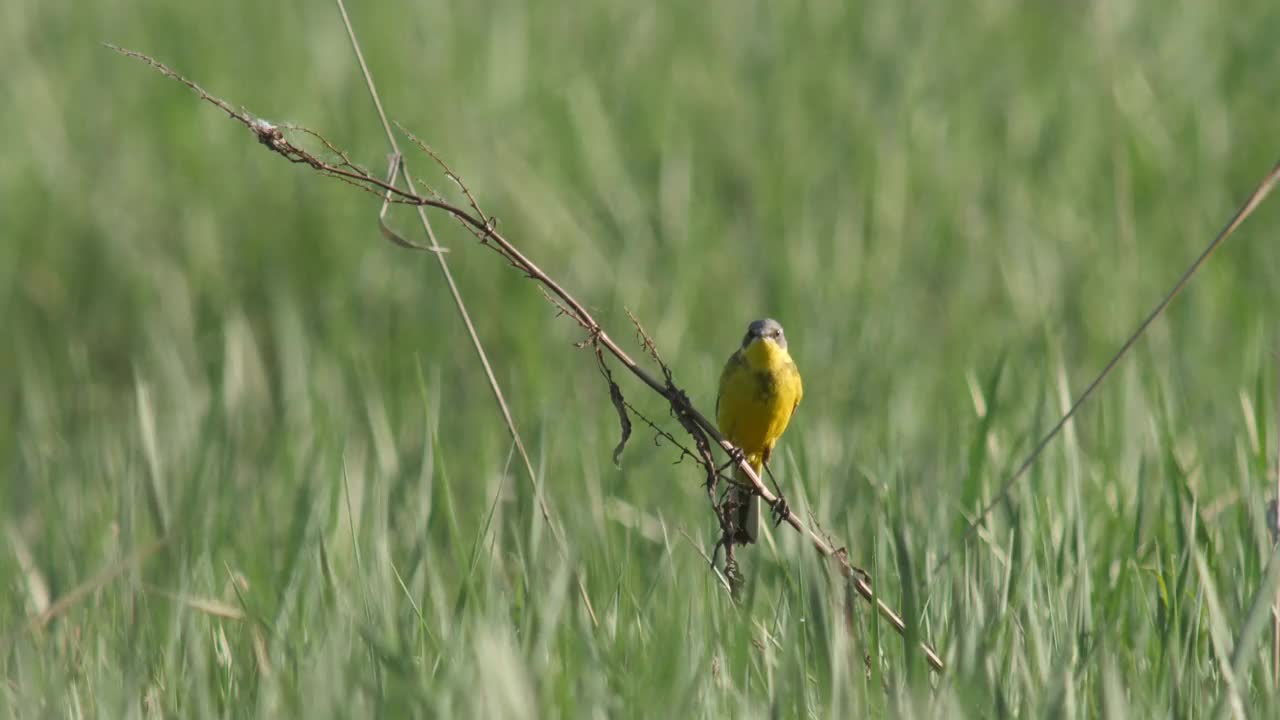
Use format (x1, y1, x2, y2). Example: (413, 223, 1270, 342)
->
(715, 318, 803, 544)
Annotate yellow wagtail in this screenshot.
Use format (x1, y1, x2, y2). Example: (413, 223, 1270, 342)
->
(715, 318, 803, 543)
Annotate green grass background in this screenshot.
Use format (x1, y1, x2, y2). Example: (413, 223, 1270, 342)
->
(5, 0, 1280, 716)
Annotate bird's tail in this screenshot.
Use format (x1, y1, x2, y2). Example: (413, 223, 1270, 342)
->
(729, 460, 762, 544)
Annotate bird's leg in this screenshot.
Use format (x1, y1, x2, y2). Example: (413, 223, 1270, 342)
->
(763, 460, 790, 527)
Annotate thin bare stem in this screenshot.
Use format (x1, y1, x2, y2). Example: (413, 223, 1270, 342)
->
(332, 1, 597, 627)
(932, 159, 1280, 575)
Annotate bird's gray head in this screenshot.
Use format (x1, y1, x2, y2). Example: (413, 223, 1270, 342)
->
(741, 318, 787, 350)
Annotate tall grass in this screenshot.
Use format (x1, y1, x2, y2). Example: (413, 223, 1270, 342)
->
(5, 0, 1280, 716)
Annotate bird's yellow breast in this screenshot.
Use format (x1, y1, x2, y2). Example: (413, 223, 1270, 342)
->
(716, 338, 803, 470)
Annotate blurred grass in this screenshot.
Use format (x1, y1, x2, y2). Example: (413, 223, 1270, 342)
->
(5, 0, 1280, 716)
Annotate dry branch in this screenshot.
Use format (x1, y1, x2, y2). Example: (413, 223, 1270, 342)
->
(112, 45, 944, 673)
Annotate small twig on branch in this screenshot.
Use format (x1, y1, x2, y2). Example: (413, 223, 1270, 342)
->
(626, 308, 669, 377)
(594, 345, 633, 467)
(538, 286, 579, 323)
(621, 398, 702, 466)
(397, 123, 495, 231)
(113, 43, 943, 673)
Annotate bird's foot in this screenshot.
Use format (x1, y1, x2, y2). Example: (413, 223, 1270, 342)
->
(717, 446, 748, 476)
(770, 495, 790, 527)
